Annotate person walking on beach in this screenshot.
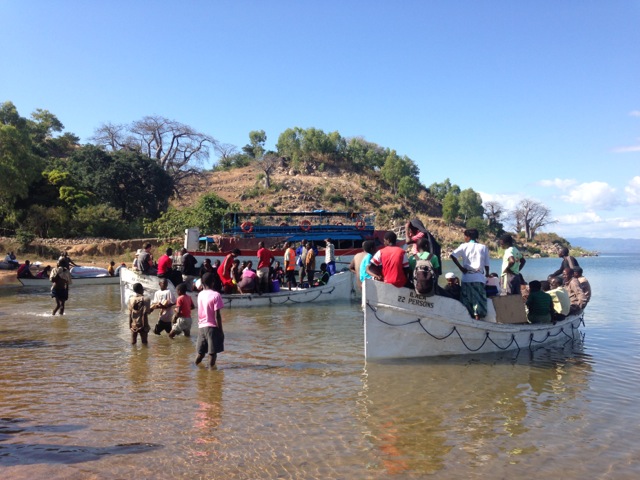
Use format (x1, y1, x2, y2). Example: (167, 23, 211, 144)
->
(150, 278, 176, 336)
(196, 273, 225, 367)
(169, 283, 194, 338)
(128, 283, 150, 345)
(50, 259, 72, 315)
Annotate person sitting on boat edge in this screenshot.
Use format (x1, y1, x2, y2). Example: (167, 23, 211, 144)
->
(485, 273, 501, 297)
(324, 238, 336, 276)
(313, 263, 330, 287)
(115, 262, 126, 276)
(450, 228, 491, 320)
(17, 260, 35, 279)
(544, 278, 570, 322)
(549, 246, 579, 278)
(157, 247, 182, 286)
(358, 240, 376, 287)
(137, 243, 157, 275)
(526, 280, 554, 324)
(442, 272, 461, 301)
(573, 267, 591, 305)
(5, 251, 19, 269)
(107, 261, 115, 276)
(366, 231, 410, 288)
(256, 241, 275, 294)
(36, 265, 52, 279)
(237, 260, 257, 294)
(499, 234, 526, 295)
(218, 248, 241, 294)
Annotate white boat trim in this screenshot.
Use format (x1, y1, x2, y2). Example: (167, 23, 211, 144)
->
(363, 279, 584, 359)
(18, 276, 120, 287)
(119, 267, 355, 309)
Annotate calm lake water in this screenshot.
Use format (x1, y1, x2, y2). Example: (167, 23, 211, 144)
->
(1, 255, 639, 479)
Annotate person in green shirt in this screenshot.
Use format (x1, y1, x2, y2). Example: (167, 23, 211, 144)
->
(500, 234, 526, 295)
(526, 280, 554, 324)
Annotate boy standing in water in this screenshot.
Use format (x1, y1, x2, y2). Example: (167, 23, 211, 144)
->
(170, 283, 194, 338)
(128, 283, 150, 345)
(50, 259, 72, 315)
(196, 273, 225, 367)
(150, 278, 176, 336)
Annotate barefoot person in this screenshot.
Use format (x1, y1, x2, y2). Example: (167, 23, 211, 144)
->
(50, 259, 72, 315)
(150, 278, 176, 336)
(128, 283, 150, 345)
(195, 272, 225, 367)
(169, 283, 194, 339)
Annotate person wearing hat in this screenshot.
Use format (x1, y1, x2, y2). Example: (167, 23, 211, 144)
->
(132, 249, 142, 270)
(442, 272, 461, 301)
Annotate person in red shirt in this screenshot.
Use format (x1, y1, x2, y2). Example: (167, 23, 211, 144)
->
(256, 241, 275, 294)
(170, 283, 194, 338)
(157, 247, 182, 286)
(218, 249, 241, 294)
(367, 231, 410, 288)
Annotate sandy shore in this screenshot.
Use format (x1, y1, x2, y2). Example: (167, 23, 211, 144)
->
(0, 257, 116, 289)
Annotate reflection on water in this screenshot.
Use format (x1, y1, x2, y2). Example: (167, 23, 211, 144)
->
(361, 342, 593, 477)
(1, 256, 640, 479)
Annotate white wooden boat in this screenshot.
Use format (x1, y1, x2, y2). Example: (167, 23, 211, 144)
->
(363, 279, 584, 360)
(119, 267, 355, 309)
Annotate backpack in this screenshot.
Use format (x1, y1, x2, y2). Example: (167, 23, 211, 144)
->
(414, 254, 436, 296)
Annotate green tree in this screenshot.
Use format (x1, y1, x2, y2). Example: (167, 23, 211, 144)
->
(380, 150, 420, 195)
(428, 178, 460, 201)
(242, 130, 267, 158)
(145, 193, 232, 238)
(442, 192, 459, 224)
(398, 176, 421, 200)
(345, 137, 387, 172)
(466, 216, 488, 236)
(0, 102, 43, 214)
(458, 188, 484, 223)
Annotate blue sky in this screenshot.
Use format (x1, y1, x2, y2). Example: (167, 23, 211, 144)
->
(2, 1, 639, 238)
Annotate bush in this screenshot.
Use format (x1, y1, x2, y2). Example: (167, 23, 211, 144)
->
(70, 204, 129, 238)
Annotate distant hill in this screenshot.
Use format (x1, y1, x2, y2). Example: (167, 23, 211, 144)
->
(567, 237, 640, 254)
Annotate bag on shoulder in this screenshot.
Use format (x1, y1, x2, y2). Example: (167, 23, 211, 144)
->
(414, 254, 436, 297)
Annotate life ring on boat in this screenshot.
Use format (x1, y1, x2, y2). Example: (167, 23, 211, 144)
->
(241, 221, 254, 233)
(300, 220, 312, 232)
(335, 222, 343, 226)
(355, 219, 366, 230)
(280, 222, 288, 227)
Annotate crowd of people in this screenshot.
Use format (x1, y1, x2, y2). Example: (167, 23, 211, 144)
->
(348, 220, 591, 325)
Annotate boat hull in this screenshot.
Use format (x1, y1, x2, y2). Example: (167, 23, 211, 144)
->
(363, 279, 584, 359)
(19, 276, 119, 287)
(120, 268, 355, 309)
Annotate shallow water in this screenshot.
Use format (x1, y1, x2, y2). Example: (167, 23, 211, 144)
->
(1, 255, 639, 479)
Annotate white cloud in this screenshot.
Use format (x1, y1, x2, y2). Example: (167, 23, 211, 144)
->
(556, 211, 603, 225)
(630, 110, 640, 117)
(478, 192, 523, 211)
(625, 176, 640, 204)
(538, 178, 577, 189)
(613, 145, 640, 153)
(561, 182, 619, 210)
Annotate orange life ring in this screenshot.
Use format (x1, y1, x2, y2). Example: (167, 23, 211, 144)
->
(241, 221, 254, 233)
(335, 222, 343, 226)
(355, 219, 366, 230)
(280, 222, 288, 227)
(300, 220, 312, 231)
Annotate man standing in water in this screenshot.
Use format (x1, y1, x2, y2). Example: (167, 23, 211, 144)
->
(196, 273, 225, 368)
(128, 283, 150, 345)
(50, 259, 72, 315)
